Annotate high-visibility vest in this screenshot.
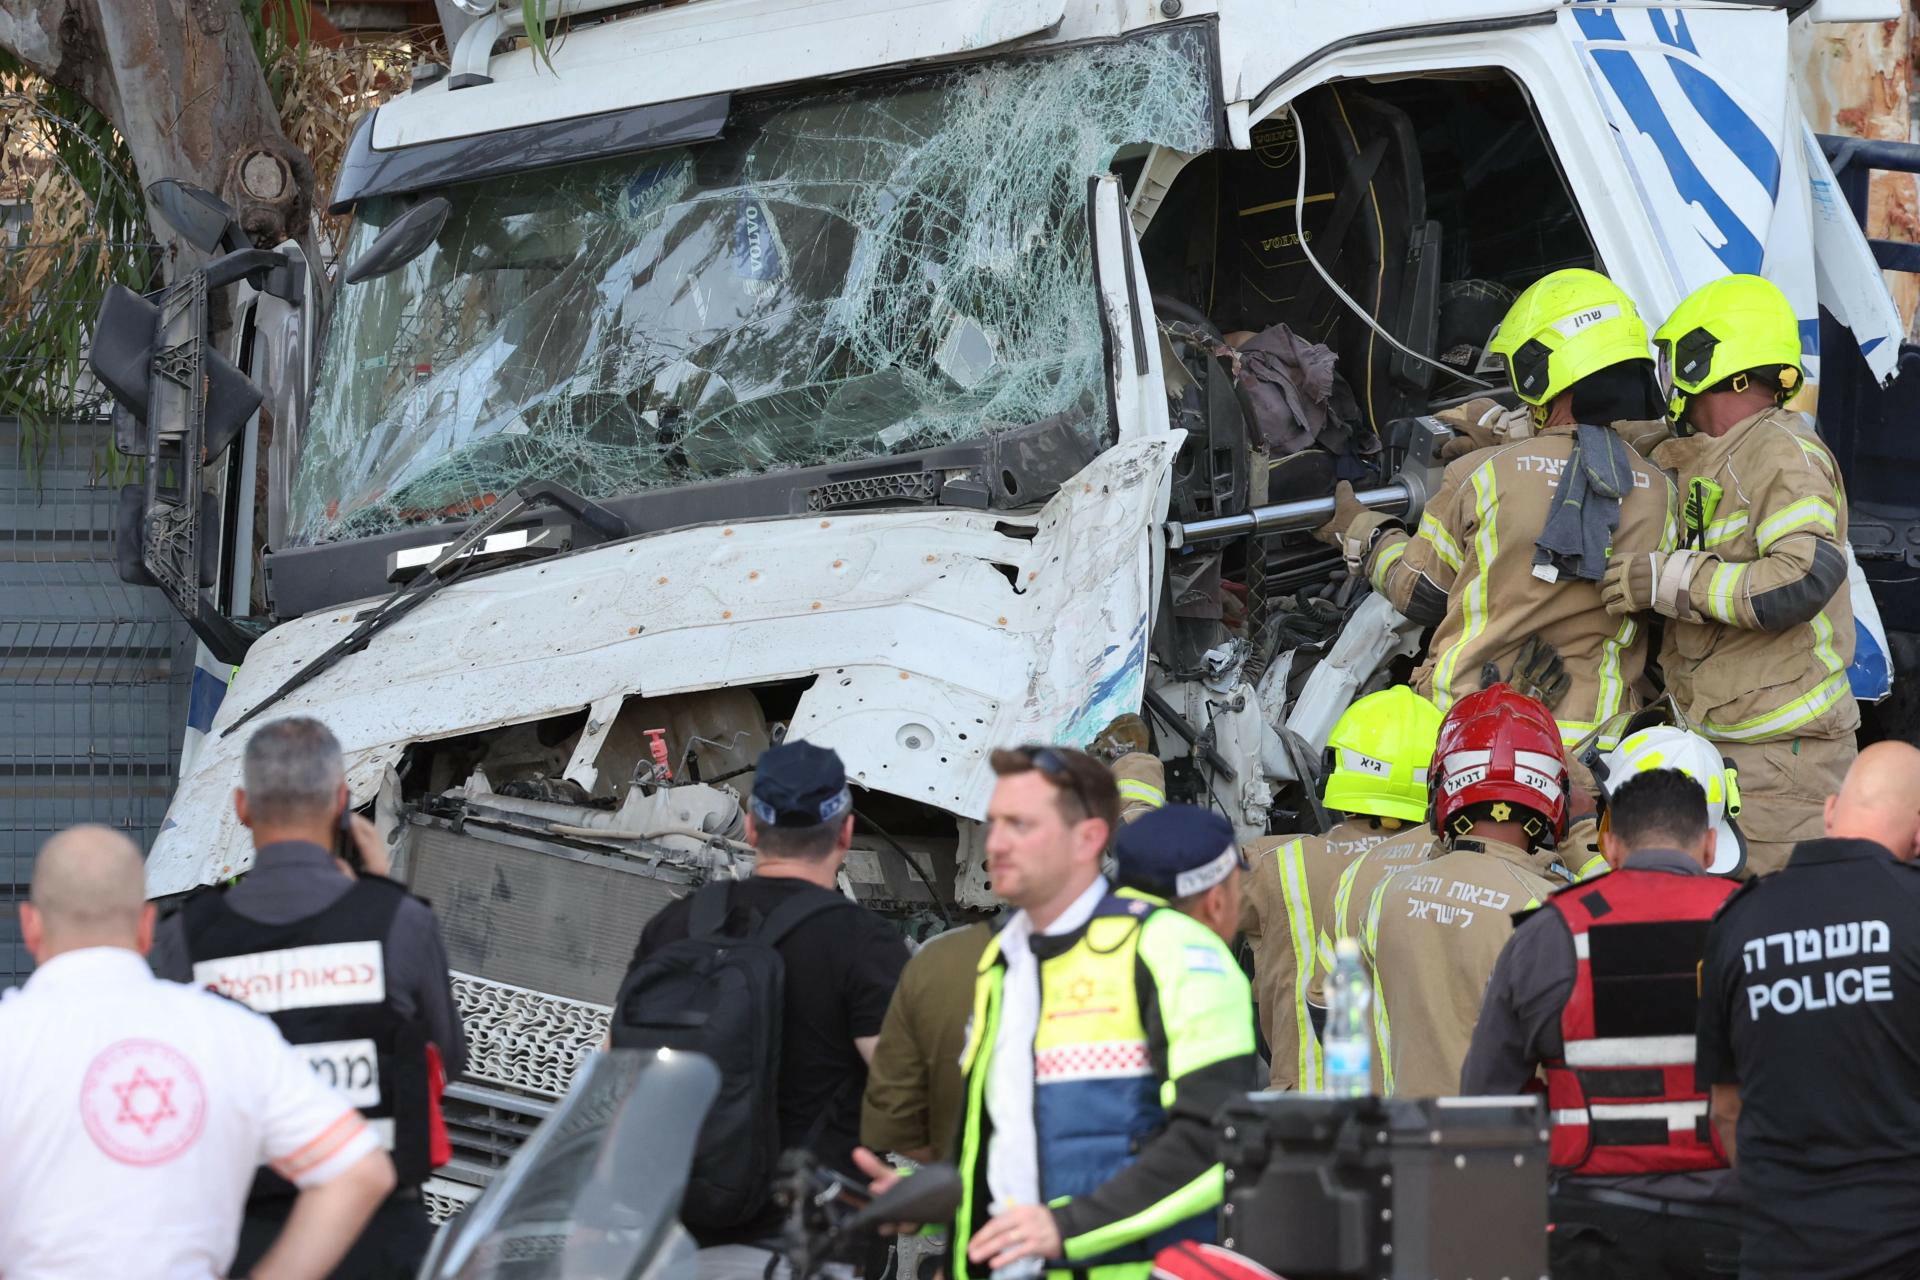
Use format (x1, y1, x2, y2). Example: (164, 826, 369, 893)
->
(1542, 868, 1736, 1175)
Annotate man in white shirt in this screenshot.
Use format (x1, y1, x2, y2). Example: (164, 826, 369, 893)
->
(0, 825, 395, 1280)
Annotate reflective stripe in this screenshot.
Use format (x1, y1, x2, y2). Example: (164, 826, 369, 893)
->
(1551, 1105, 1720, 1136)
(1811, 607, 1846, 681)
(1572, 931, 1590, 959)
(1563, 1034, 1697, 1068)
(1703, 511, 1748, 549)
(1756, 496, 1837, 552)
(1332, 856, 1364, 939)
(1273, 841, 1323, 1091)
(1360, 874, 1396, 1095)
(1705, 561, 1744, 625)
(1417, 511, 1465, 572)
(1575, 854, 1609, 882)
(1370, 538, 1406, 591)
(1594, 614, 1637, 728)
(1431, 466, 1500, 713)
(1059, 1165, 1223, 1261)
(1551, 1101, 1708, 1131)
(1116, 778, 1165, 808)
(1588, 1100, 1709, 1128)
(1703, 669, 1852, 742)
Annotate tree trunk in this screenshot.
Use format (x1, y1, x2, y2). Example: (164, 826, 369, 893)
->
(0, 0, 312, 277)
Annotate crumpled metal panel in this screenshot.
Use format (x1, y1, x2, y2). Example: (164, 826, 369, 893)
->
(146, 435, 1177, 895)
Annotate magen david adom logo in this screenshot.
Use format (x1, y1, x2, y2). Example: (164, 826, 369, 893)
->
(79, 1038, 208, 1166)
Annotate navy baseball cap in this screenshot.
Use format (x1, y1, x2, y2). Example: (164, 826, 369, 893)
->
(750, 740, 854, 828)
(1112, 804, 1245, 898)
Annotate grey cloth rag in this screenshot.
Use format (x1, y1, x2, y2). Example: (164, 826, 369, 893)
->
(1533, 423, 1633, 583)
(1233, 322, 1357, 456)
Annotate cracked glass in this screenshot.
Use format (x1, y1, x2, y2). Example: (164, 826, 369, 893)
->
(290, 26, 1214, 544)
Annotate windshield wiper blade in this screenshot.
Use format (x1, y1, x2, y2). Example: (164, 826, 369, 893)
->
(222, 480, 630, 737)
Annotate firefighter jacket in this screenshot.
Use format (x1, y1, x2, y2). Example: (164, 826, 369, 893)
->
(1649, 407, 1857, 747)
(1541, 867, 1738, 1175)
(1325, 824, 1435, 1094)
(1363, 836, 1561, 1097)
(953, 891, 1256, 1280)
(181, 875, 435, 1194)
(1352, 423, 1679, 745)
(1112, 753, 1169, 825)
(1241, 818, 1416, 1090)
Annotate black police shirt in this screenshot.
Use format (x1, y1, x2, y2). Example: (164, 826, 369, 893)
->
(632, 876, 909, 1245)
(1697, 837, 1920, 1280)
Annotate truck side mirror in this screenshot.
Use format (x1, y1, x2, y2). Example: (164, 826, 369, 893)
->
(343, 197, 451, 284)
(148, 180, 248, 256)
(90, 278, 265, 654)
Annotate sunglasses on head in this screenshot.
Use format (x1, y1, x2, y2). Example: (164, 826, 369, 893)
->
(1014, 744, 1094, 818)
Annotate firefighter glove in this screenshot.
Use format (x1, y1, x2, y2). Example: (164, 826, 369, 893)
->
(1508, 635, 1572, 710)
(1601, 549, 1705, 622)
(1436, 398, 1531, 461)
(1312, 480, 1371, 548)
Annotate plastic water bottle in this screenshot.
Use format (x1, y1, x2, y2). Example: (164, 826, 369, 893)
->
(1322, 937, 1372, 1097)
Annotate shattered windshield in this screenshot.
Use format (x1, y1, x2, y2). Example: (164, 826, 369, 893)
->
(291, 27, 1214, 544)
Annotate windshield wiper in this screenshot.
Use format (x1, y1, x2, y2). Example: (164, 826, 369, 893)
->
(223, 480, 629, 737)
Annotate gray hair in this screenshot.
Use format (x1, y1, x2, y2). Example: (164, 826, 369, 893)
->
(242, 716, 346, 825)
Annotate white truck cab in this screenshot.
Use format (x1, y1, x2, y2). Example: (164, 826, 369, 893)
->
(108, 0, 1907, 1205)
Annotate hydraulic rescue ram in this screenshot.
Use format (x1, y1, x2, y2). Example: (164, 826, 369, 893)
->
(1165, 416, 1451, 549)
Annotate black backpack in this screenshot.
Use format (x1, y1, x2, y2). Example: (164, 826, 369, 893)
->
(611, 881, 852, 1231)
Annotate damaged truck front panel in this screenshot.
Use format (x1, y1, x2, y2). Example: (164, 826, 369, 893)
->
(147, 436, 1178, 894)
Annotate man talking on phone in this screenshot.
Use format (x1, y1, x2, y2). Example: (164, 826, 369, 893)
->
(151, 716, 465, 1278)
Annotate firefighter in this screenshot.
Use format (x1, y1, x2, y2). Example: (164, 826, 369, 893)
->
(1362, 685, 1568, 1097)
(1594, 724, 1750, 877)
(1238, 685, 1441, 1091)
(1316, 268, 1680, 749)
(1462, 768, 1740, 1279)
(1603, 273, 1857, 876)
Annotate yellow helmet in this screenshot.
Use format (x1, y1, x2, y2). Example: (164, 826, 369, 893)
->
(1323, 686, 1443, 823)
(1654, 273, 1803, 424)
(1487, 268, 1654, 408)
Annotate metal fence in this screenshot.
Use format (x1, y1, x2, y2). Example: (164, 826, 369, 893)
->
(0, 416, 190, 986)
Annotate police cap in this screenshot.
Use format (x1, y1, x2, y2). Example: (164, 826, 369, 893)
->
(1113, 804, 1245, 899)
(750, 740, 853, 828)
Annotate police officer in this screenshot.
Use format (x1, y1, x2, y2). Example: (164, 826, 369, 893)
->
(1238, 686, 1440, 1090)
(857, 752, 1256, 1280)
(1112, 803, 1249, 944)
(1464, 768, 1741, 1279)
(1697, 741, 1920, 1280)
(151, 717, 464, 1278)
(1604, 274, 1856, 876)
(1363, 685, 1568, 1096)
(1317, 268, 1680, 748)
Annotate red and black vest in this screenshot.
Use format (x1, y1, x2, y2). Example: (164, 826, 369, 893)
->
(181, 876, 435, 1195)
(1542, 868, 1737, 1176)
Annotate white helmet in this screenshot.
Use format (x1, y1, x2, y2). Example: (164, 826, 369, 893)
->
(1598, 726, 1745, 876)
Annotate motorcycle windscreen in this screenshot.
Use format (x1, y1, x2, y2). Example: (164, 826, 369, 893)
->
(423, 1049, 721, 1280)
(1566, 3, 1902, 384)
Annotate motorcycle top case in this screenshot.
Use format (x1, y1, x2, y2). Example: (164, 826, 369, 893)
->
(1216, 1093, 1548, 1280)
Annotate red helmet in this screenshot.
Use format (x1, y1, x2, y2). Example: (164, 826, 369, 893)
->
(1431, 684, 1570, 847)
